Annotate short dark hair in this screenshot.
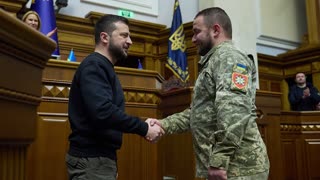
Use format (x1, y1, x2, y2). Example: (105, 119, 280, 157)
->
(94, 14, 129, 44)
(195, 7, 232, 39)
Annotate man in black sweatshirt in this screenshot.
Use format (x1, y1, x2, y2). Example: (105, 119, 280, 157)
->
(66, 14, 163, 180)
(289, 72, 320, 111)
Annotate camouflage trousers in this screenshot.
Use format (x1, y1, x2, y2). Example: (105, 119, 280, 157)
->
(228, 170, 269, 180)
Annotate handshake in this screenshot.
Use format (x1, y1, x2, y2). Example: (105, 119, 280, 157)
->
(144, 118, 164, 143)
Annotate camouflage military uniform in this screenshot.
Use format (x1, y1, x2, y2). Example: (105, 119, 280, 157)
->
(161, 41, 270, 178)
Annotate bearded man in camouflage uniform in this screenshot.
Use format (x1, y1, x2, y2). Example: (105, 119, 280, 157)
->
(151, 7, 269, 180)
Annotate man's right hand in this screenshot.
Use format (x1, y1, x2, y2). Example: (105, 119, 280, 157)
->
(145, 118, 164, 143)
(208, 167, 227, 180)
(147, 118, 162, 127)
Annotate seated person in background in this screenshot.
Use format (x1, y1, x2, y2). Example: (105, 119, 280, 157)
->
(289, 72, 320, 111)
(22, 11, 57, 37)
(22, 11, 40, 30)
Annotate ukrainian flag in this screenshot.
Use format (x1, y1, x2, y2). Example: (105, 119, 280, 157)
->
(67, 49, 76, 62)
(166, 0, 189, 82)
(31, 0, 60, 57)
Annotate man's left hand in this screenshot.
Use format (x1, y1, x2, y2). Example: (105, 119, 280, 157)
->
(208, 166, 227, 180)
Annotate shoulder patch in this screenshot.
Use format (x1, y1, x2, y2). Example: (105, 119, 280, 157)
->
(231, 64, 249, 93)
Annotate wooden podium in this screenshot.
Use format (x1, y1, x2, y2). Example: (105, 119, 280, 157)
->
(0, 9, 56, 180)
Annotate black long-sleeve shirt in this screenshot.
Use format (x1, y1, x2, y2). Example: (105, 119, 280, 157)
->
(68, 52, 148, 160)
(288, 83, 320, 111)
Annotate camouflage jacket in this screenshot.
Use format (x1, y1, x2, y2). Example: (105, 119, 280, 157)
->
(161, 41, 270, 178)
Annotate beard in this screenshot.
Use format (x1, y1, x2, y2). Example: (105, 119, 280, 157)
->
(198, 39, 213, 56)
(108, 38, 127, 63)
(197, 33, 213, 56)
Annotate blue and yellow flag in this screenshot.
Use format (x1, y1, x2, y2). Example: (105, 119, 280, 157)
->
(31, 0, 60, 57)
(67, 49, 76, 62)
(166, 0, 189, 82)
(138, 59, 143, 69)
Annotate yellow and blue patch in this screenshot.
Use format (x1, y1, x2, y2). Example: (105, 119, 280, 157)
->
(235, 63, 247, 72)
(231, 63, 249, 93)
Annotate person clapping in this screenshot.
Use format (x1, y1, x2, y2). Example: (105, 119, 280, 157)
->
(289, 72, 320, 111)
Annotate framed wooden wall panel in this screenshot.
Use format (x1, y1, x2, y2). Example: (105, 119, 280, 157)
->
(281, 139, 299, 180)
(26, 113, 70, 180)
(257, 114, 283, 180)
(161, 132, 196, 180)
(259, 79, 269, 91)
(304, 139, 320, 180)
(270, 81, 281, 92)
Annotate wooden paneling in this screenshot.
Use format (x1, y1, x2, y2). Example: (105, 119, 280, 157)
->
(270, 82, 281, 92)
(129, 41, 146, 54)
(0, 99, 37, 140)
(304, 139, 320, 180)
(258, 48, 320, 111)
(0, 0, 27, 14)
(256, 54, 283, 94)
(281, 111, 320, 180)
(159, 88, 193, 116)
(26, 113, 70, 180)
(187, 54, 200, 85)
(281, 139, 299, 179)
(281, 80, 291, 111)
(0, 8, 55, 180)
(0, 145, 25, 180)
(55, 14, 94, 62)
(312, 70, 320, 90)
(57, 11, 166, 67)
(257, 114, 284, 180)
(117, 134, 162, 180)
(284, 64, 312, 77)
(305, 0, 320, 45)
(259, 79, 269, 91)
(161, 133, 196, 180)
(116, 67, 164, 90)
(312, 61, 320, 73)
(256, 90, 282, 115)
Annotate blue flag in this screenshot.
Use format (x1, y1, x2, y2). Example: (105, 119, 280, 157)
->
(31, 0, 60, 56)
(138, 59, 143, 69)
(166, 0, 189, 82)
(67, 49, 76, 62)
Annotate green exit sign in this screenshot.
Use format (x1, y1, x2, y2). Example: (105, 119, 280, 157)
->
(118, 9, 134, 18)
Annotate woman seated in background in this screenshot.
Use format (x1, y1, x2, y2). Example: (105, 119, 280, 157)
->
(22, 11, 57, 37)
